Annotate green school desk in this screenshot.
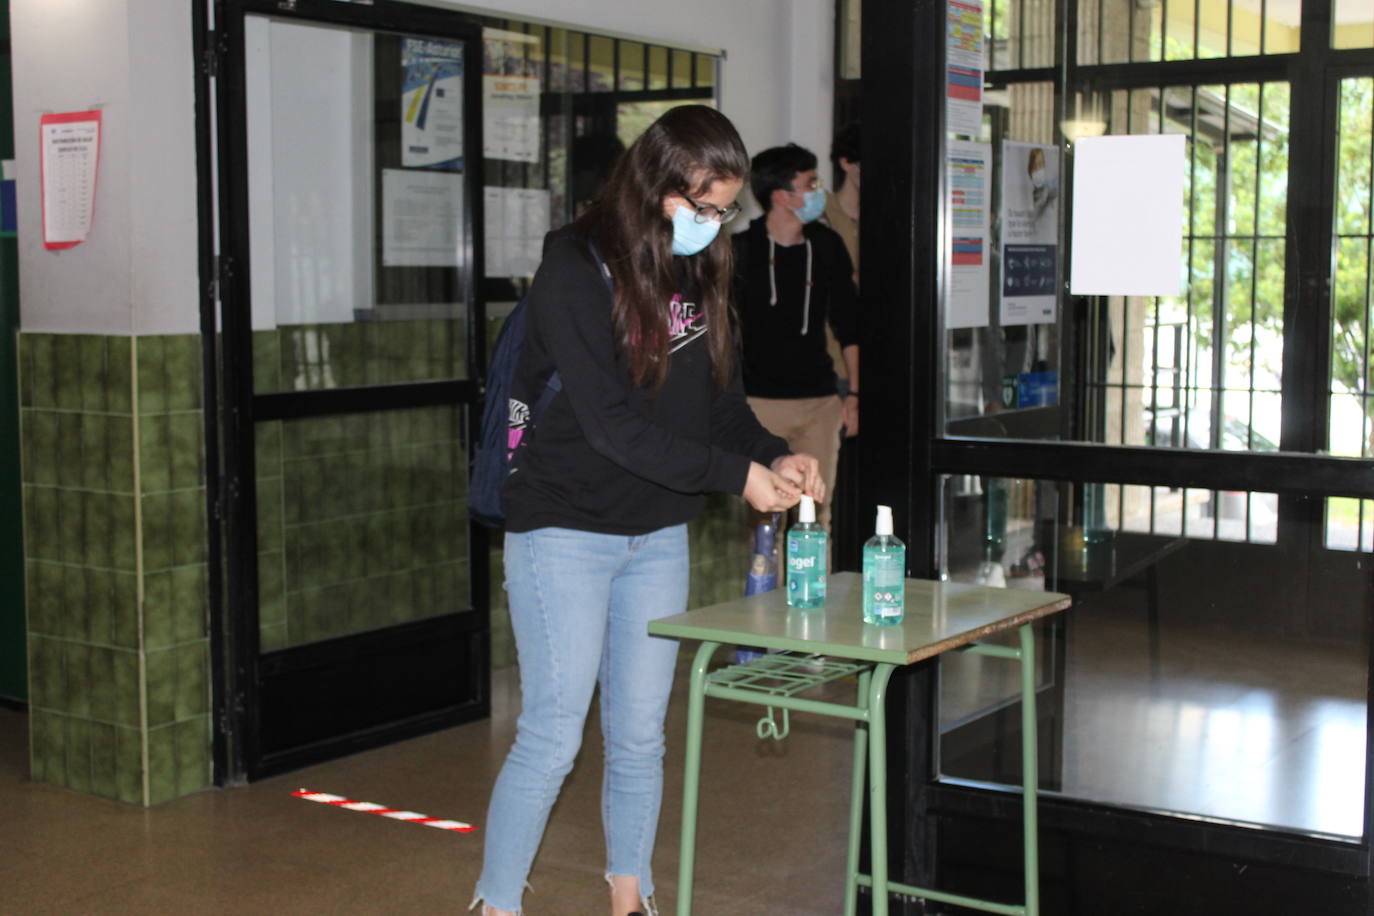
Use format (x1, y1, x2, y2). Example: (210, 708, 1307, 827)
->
(648, 572, 1071, 916)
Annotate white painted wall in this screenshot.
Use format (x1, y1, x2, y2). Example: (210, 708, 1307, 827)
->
(12, 0, 199, 335)
(126, 0, 200, 335)
(12, 0, 132, 335)
(785, 0, 837, 187)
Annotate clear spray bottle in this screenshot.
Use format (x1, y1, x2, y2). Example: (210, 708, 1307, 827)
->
(862, 505, 906, 625)
(786, 495, 827, 609)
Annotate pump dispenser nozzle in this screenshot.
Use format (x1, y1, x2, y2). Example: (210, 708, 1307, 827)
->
(798, 494, 816, 524)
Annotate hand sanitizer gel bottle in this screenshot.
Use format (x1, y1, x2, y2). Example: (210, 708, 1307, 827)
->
(786, 495, 827, 609)
(863, 505, 905, 625)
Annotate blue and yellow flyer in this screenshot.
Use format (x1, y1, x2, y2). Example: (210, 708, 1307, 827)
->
(401, 38, 464, 170)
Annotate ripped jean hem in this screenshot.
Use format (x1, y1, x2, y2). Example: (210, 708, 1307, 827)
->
(469, 880, 532, 915)
(605, 873, 659, 916)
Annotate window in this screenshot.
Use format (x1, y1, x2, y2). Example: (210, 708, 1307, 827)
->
(945, 78, 1290, 544)
(473, 18, 720, 298)
(1083, 82, 1289, 464)
(1075, 0, 1299, 63)
(1334, 0, 1374, 50)
(1329, 77, 1374, 550)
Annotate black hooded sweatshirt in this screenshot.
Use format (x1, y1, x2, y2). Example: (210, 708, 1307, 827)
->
(732, 217, 859, 399)
(501, 227, 790, 535)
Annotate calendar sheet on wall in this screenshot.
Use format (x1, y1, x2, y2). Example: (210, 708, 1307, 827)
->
(40, 110, 102, 251)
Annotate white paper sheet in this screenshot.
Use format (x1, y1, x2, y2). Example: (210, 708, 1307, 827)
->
(381, 168, 463, 267)
(1070, 134, 1186, 297)
(484, 187, 550, 278)
(483, 75, 541, 163)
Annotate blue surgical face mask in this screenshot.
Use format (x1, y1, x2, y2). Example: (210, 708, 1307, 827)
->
(794, 187, 827, 224)
(671, 205, 722, 255)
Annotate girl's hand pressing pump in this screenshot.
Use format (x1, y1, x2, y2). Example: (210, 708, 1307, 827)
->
(743, 454, 825, 514)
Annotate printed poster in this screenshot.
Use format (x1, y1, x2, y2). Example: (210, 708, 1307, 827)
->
(999, 140, 1059, 326)
(40, 110, 102, 250)
(381, 168, 463, 267)
(401, 37, 465, 170)
(483, 29, 541, 163)
(947, 140, 991, 329)
(484, 186, 550, 278)
(946, 0, 985, 137)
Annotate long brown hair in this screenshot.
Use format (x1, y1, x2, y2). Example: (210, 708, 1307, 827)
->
(573, 105, 748, 392)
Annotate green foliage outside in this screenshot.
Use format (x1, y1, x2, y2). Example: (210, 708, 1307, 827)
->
(1150, 75, 1370, 457)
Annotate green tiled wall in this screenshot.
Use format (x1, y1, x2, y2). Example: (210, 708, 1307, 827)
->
(18, 332, 211, 806)
(257, 405, 469, 650)
(251, 319, 468, 394)
(16, 324, 759, 800)
(687, 493, 755, 609)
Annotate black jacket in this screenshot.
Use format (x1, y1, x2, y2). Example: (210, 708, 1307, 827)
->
(732, 217, 859, 399)
(502, 227, 790, 535)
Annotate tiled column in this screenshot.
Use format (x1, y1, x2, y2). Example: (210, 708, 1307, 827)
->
(19, 332, 212, 805)
(688, 493, 755, 609)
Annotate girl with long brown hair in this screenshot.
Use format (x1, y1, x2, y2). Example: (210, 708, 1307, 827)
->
(473, 105, 823, 916)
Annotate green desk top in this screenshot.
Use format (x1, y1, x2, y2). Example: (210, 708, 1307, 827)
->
(649, 573, 1071, 666)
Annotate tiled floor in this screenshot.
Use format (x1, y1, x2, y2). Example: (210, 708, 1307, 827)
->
(940, 590, 1368, 838)
(1, 653, 858, 915)
(6, 605, 1367, 914)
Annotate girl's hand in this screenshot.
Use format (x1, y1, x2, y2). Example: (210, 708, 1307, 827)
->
(744, 461, 803, 513)
(771, 454, 825, 503)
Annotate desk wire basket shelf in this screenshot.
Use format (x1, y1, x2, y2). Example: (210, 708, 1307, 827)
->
(707, 651, 872, 740)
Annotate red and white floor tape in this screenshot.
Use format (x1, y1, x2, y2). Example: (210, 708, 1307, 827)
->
(292, 789, 476, 833)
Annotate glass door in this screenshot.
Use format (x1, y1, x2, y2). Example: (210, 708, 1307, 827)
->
(215, 0, 487, 779)
(913, 0, 1374, 904)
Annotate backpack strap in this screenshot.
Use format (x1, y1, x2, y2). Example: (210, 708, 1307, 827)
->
(585, 236, 615, 295)
(530, 235, 614, 422)
(532, 371, 562, 417)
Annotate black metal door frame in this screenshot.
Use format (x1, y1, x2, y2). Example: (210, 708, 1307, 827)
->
(859, 0, 1374, 911)
(206, 0, 491, 783)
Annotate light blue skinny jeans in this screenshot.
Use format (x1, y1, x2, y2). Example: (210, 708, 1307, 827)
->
(474, 525, 688, 913)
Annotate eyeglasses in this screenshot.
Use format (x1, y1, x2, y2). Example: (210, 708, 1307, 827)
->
(683, 195, 742, 225)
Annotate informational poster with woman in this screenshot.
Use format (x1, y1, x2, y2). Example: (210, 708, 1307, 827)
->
(999, 140, 1059, 325)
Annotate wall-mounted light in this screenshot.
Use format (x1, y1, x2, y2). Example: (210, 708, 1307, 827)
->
(1061, 118, 1108, 140)
(1062, 93, 1107, 141)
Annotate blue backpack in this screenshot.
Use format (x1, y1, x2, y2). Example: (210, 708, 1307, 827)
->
(468, 239, 612, 529)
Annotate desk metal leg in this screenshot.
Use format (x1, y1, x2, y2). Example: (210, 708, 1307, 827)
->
(852, 637, 1040, 916)
(676, 640, 719, 916)
(1019, 624, 1040, 916)
(843, 668, 872, 916)
(866, 663, 897, 916)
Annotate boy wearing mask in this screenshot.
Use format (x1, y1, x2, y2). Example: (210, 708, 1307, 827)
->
(733, 143, 860, 533)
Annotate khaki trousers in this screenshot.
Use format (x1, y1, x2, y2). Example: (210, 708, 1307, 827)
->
(746, 394, 844, 533)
